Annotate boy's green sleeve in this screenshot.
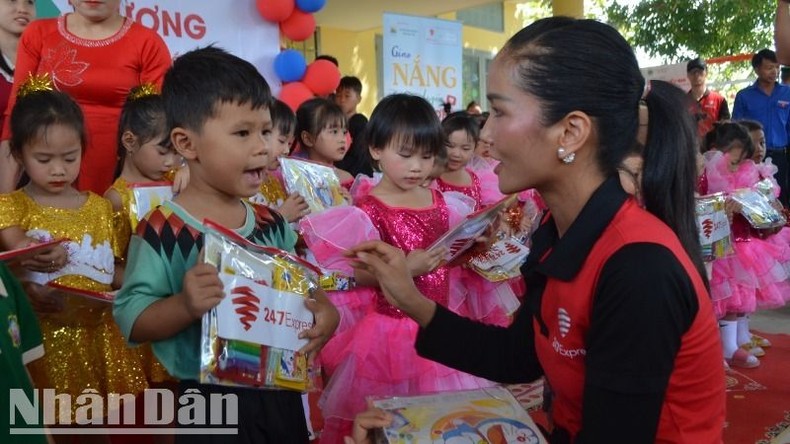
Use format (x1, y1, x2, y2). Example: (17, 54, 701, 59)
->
(113, 235, 174, 345)
(2, 266, 43, 365)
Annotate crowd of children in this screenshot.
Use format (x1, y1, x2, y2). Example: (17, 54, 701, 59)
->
(0, 40, 788, 444)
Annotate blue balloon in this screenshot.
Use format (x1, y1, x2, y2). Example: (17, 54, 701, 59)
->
(274, 50, 307, 83)
(296, 0, 326, 13)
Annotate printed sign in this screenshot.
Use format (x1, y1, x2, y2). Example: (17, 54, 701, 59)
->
(215, 273, 313, 352)
(382, 13, 462, 115)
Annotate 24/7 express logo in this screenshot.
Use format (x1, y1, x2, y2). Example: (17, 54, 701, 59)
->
(231, 286, 260, 331)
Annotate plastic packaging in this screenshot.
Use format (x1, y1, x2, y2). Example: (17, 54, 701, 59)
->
(730, 188, 787, 229)
(428, 195, 517, 264)
(695, 192, 734, 262)
(371, 387, 547, 444)
(129, 182, 173, 223)
(280, 157, 346, 213)
(200, 220, 320, 392)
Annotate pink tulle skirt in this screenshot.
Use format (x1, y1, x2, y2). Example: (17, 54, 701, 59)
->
(317, 312, 494, 443)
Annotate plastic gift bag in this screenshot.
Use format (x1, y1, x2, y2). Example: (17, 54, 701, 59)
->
(468, 237, 530, 282)
(371, 387, 547, 444)
(428, 195, 517, 265)
(695, 192, 733, 262)
(200, 220, 321, 392)
(730, 188, 787, 229)
(129, 182, 173, 224)
(280, 157, 346, 214)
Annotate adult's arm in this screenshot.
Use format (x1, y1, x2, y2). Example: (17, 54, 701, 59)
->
(138, 28, 172, 87)
(350, 239, 543, 383)
(416, 300, 543, 383)
(0, 22, 42, 191)
(776, 0, 790, 64)
(576, 243, 697, 444)
(2, 21, 43, 140)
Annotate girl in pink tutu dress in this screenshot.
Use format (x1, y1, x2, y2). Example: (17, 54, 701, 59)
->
(704, 122, 790, 369)
(299, 94, 494, 443)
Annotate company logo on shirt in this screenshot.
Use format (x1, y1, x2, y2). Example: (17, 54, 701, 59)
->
(558, 308, 571, 337)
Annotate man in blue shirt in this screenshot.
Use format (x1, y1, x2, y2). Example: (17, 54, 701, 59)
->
(733, 48, 790, 206)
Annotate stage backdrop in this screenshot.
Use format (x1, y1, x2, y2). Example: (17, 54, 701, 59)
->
(44, 0, 281, 92)
(382, 12, 462, 116)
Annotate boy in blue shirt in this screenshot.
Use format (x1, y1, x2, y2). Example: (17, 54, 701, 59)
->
(114, 47, 339, 444)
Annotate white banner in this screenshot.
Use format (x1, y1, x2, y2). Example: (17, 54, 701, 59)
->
(216, 273, 313, 352)
(52, 1, 281, 92)
(640, 62, 690, 92)
(382, 13, 462, 115)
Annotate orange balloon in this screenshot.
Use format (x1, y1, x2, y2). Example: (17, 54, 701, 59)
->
(279, 82, 314, 112)
(280, 9, 316, 42)
(256, 0, 294, 22)
(303, 60, 341, 96)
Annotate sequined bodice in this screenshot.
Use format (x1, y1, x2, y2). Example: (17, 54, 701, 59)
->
(435, 169, 482, 210)
(356, 190, 450, 317)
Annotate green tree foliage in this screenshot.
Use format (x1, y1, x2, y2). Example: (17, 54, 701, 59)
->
(605, 0, 774, 61)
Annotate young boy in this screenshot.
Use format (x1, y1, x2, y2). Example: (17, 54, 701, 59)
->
(334, 76, 372, 177)
(0, 263, 47, 444)
(113, 47, 339, 444)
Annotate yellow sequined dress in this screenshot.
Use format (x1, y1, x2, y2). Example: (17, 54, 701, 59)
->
(0, 190, 148, 420)
(108, 178, 176, 383)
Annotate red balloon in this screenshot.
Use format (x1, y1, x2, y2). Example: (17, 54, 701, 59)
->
(303, 60, 341, 96)
(279, 82, 314, 112)
(257, 0, 294, 23)
(280, 10, 316, 42)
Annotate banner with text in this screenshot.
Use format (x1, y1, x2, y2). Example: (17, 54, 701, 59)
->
(52, 1, 281, 91)
(382, 13, 462, 116)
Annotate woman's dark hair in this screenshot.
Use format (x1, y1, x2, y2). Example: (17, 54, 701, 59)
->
(363, 94, 444, 159)
(501, 17, 706, 284)
(114, 86, 167, 179)
(441, 111, 480, 145)
(9, 90, 86, 157)
(270, 99, 296, 138)
(295, 97, 346, 150)
(705, 121, 755, 162)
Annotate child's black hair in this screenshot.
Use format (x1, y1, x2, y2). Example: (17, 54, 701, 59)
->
(737, 119, 764, 133)
(706, 121, 756, 162)
(114, 86, 167, 179)
(441, 111, 480, 145)
(9, 90, 85, 158)
(270, 99, 296, 139)
(337, 76, 362, 96)
(295, 98, 346, 149)
(363, 94, 444, 158)
(162, 46, 271, 134)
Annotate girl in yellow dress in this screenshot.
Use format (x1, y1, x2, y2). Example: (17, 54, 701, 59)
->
(0, 80, 147, 440)
(105, 85, 178, 387)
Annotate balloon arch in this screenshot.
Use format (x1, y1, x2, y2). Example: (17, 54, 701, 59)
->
(257, 0, 341, 110)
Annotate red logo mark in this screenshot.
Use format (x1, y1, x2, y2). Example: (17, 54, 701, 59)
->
(231, 286, 260, 331)
(701, 218, 713, 239)
(504, 242, 521, 254)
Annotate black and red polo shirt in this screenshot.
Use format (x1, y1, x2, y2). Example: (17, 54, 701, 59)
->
(417, 177, 725, 443)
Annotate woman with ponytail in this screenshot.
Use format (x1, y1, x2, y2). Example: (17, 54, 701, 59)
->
(346, 17, 725, 444)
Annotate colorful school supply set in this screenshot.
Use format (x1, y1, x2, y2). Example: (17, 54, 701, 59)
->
(200, 221, 320, 392)
(730, 188, 787, 229)
(695, 193, 734, 261)
(371, 386, 547, 444)
(280, 157, 346, 213)
(468, 238, 529, 282)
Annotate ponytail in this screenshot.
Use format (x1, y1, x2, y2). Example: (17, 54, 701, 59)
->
(640, 80, 708, 286)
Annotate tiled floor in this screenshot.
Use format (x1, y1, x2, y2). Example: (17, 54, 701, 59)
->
(751, 305, 790, 335)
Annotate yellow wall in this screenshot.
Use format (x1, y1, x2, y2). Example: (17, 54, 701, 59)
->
(320, 1, 573, 115)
